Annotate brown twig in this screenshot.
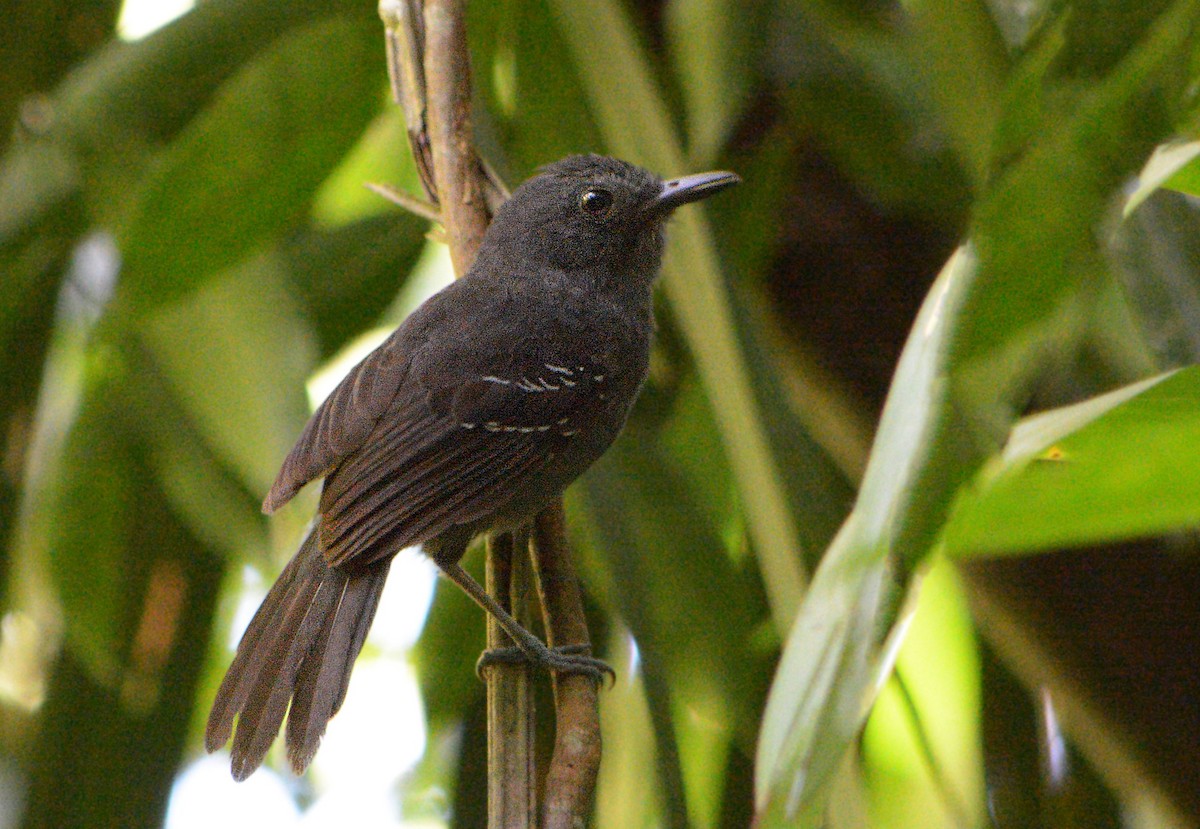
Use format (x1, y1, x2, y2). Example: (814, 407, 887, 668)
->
(364, 182, 441, 223)
(532, 503, 603, 829)
(421, 0, 488, 275)
(486, 532, 537, 829)
(378, 0, 437, 201)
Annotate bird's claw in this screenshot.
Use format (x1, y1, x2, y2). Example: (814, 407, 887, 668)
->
(476, 643, 615, 686)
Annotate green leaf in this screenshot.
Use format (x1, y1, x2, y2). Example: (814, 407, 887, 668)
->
(572, 423, 764, 827)
(755, 244, 982, 828)
(988, 7, 1068, 166)
(55, 0, 375, 152)
(754, 530, 908, 829)
(899, 0, 1009, 186)
(1124, 139, 1200, 215)
(125, 344, 270, 561)
(959, 0, 1200, 376)
(665, 0, 761, 166)
(45, 0, 377, 231)
(1057, 0, 1182, 77)
(280, 213, 428, 359)
(727, 293, 859, 565)
(1168, 152, 1200, 196)
(756, 2, 1200, 820)
(42, 364, 137, 680)
(26, 504, 224, 829)
(0, 0, 346, 281)
(139, 255, 315, 497)
(470, 0, 603, 179)
(117, 18, 383, 313)
(942, 368, 1200, 556)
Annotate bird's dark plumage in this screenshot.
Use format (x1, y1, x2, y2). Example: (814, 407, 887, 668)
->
(206, 155, 739, 779)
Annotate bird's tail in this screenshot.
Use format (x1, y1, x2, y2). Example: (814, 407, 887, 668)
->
(205, 526, 390, 780)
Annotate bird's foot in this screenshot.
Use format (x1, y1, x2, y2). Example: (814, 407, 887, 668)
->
(476, 642, 615, 686)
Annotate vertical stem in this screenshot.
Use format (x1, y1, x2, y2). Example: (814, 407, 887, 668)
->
(422, 0, 489, 275)
(485, 533, 537, 829)
(533, 503, 603, 829)
(379, 0, 437, 201)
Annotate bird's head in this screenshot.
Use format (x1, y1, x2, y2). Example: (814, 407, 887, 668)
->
(479, 154, 739, 289)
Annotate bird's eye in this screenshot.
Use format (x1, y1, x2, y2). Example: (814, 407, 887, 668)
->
(579, 188, 614, 218)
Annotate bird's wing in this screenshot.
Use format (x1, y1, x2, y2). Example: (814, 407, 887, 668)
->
(316, 327, 614, 569)
(262, 332, 411, 514)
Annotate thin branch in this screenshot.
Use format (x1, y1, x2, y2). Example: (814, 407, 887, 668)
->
(421, 0, 489, 275)
(486, 533, 537, 829)
(532, 503, 603, 829)
(364, 182, 441, 223)
(378, 0, 437, 201)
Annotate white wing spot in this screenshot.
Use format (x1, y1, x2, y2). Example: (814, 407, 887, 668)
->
(461, 422, 477, 429)
(545, 364, 572, 375)
(593, 374, 605, 382)
(561, 378, 577, 387)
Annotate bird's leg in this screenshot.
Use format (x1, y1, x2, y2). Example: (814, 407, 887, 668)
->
(438, 562, 614, 684)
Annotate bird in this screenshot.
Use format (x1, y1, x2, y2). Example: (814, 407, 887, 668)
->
(204, 154, 739, 780)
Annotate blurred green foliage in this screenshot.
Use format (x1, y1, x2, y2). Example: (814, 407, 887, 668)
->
(2, 0, 1200, 827)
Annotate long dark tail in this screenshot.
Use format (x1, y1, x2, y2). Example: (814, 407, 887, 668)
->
(205, 527, 390, 780)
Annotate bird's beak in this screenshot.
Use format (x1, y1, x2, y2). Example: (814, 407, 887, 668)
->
(649, 170, 741, 215)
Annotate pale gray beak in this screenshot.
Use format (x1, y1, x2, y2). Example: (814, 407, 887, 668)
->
(649, 170, 741, 214)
